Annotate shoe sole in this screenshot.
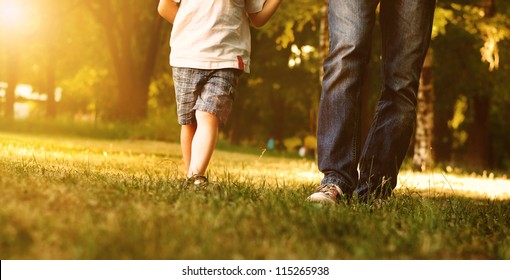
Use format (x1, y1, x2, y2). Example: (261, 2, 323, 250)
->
(306, 193, 337, 204)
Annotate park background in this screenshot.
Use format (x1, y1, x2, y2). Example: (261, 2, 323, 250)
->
(1, 0, 509, 173)
(1, 0, 510, 260)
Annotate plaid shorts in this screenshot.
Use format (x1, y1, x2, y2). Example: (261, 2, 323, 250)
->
(172, 67, 242, 126)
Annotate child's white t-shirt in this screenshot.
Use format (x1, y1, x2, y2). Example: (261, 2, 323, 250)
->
(169, 0, 266, 73)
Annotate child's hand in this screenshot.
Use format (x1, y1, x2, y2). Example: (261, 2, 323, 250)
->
(248, 0, 281, 28)
(158, 0, 179, 24)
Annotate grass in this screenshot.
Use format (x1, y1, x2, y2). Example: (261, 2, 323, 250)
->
(1, 132, 509, 259)
(0, 115, 181, 142)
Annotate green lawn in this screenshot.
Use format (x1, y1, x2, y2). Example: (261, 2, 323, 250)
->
(1, 132, 509, 259)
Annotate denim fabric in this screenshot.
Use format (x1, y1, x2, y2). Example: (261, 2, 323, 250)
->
(318, 0, 436, 201)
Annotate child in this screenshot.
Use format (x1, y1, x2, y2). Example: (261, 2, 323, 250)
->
(158, 0, 281, 188)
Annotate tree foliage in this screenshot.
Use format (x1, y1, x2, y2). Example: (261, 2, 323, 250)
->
(85, 0, 164, 121)
(433, 0, 510, 170)
(1, 0, 510, 171)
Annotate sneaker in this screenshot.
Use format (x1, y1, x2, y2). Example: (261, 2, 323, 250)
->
(186, 174, 209, 191)
(306, 184, 343, 204)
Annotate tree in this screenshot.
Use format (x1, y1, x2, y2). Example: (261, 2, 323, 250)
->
(3, 40, 18, 120)
(411, 5, 454, 172)
(86, 0, 164, 121)
(37, 0, 85, 119)
(431, 0, 510, 170)
(452, 0, 508, 170)
(0, 0, 33, 119)
(464, 0, 495, 169)
(225, 0, 326, 145)
(413, 49, 435, 172)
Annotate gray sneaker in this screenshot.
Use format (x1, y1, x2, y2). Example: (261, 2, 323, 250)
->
(306, 184, 343, 204)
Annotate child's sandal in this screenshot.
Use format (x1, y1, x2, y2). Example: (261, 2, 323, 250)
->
(187, 174, 208, 191)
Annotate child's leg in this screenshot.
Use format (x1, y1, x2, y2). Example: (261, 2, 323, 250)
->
(187, 110, 219, 177)
(180, 123, 197, 173)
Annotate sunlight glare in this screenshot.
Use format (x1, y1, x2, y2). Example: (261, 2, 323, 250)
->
(398, 171, 510, 200)
(0, 0, 40, 37)
(0, 0, 25, 28)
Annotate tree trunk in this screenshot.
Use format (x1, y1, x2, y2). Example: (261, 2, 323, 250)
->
(226, 77, 248, 145)
(87, 1, 163, 122)
(412, 48, 435, 172)
(481, 0, 495, 17)
(461, 0, 495, 170)
(45, 20, 57, 119)
(433, 105, 453, 164)
(465, 95, 491, 169)
(5, 42, 19, 120)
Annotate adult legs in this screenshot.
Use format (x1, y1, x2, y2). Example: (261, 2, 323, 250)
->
(355, 0, 436, 201)
(318, 0, 379, 194)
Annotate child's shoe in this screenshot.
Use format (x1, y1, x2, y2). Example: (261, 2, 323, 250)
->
(187, 174, 209, 191)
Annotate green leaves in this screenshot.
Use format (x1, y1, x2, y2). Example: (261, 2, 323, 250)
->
(437, 3, 510, 71)
(257, 0, 325, 48)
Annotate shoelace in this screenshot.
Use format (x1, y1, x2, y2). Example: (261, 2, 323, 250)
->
(318, 184, 342, 199)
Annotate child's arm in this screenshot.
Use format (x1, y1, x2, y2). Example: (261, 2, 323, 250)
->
(158, 0, 179, 24)
(248, 0, 282, 28)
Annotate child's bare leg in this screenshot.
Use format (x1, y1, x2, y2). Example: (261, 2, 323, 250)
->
(180, 123, 197, 173)
(187, 110, 219, 177)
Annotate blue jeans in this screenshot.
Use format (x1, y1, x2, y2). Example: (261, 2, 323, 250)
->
(318, 0, 436, 201)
